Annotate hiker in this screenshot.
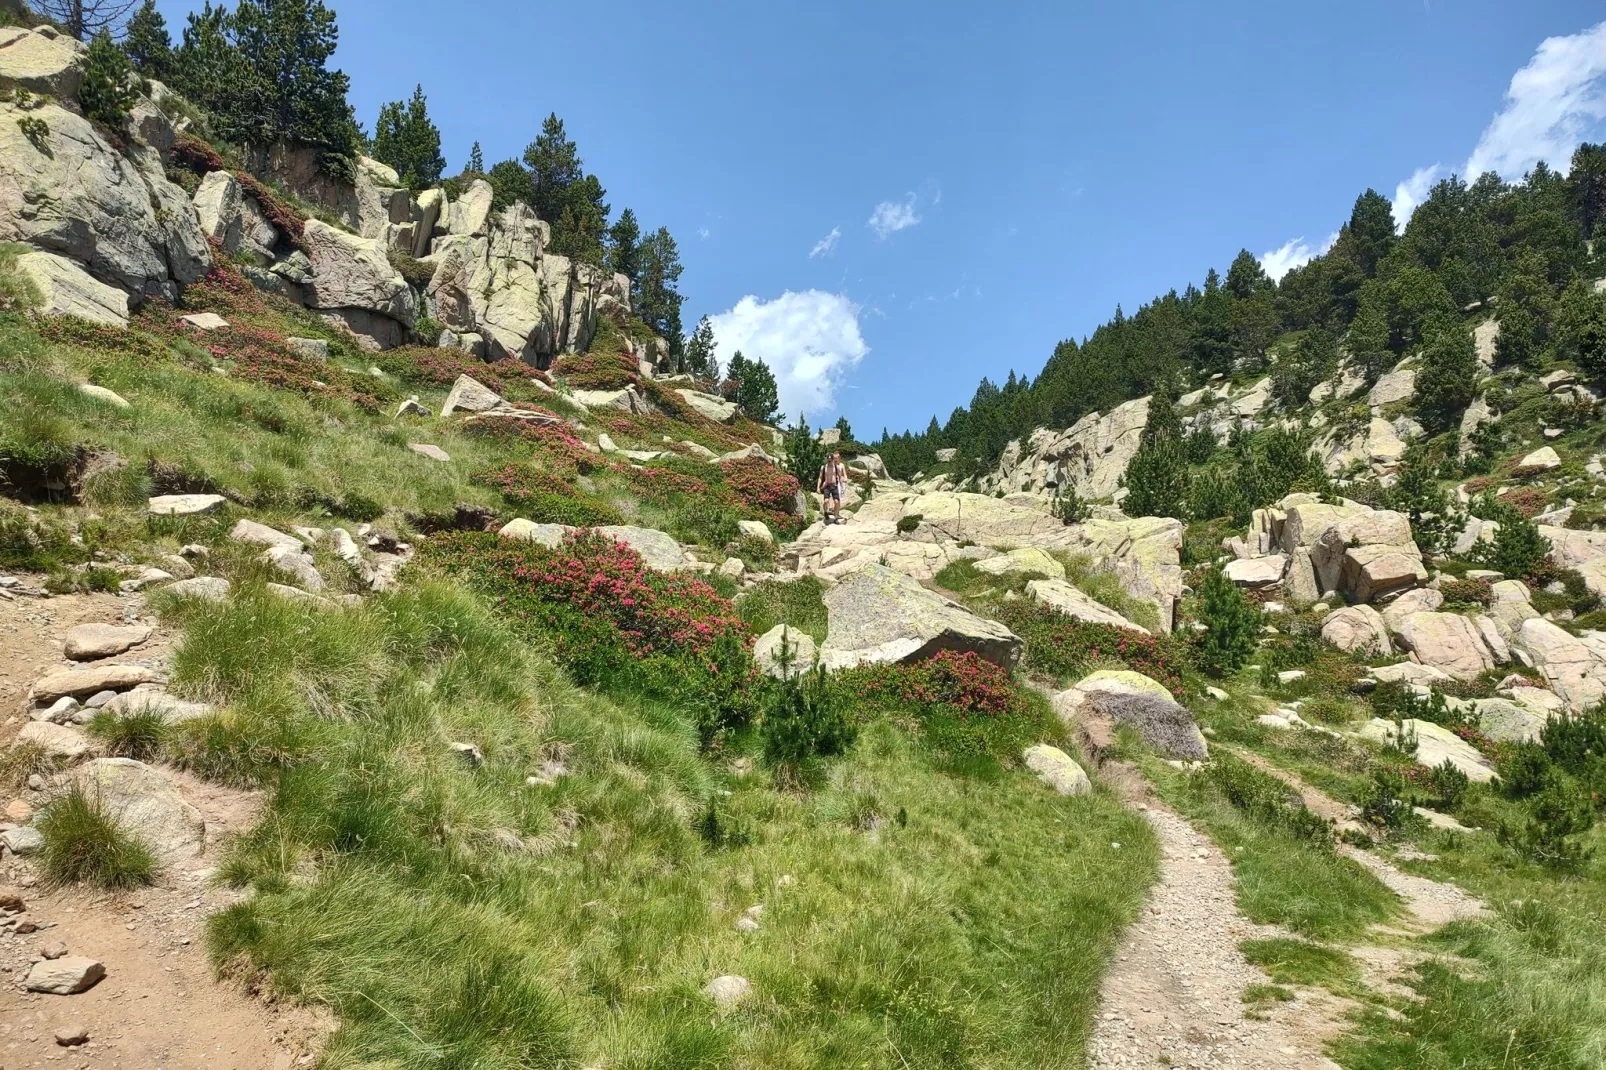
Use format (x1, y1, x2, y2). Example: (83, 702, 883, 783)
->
(818, 451, 847, 524)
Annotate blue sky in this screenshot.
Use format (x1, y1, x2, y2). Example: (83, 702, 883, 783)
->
(157, 1, 1606, 436)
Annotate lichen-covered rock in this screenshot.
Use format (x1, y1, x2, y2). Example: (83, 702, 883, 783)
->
(1359, 718, 1494, 782)
(73, 758, 204, 865)
(1390, 612, 1497, 681)
(1321, 604, 1392, 656)
(820, 563, 1022, 670)
(0, 25, 83, 98)
(984, 396, 1150, 500)
(974, 547, 1066, 580)
(1023, 744, 1091, 796)
(754, 624, 818, 678)
(596, 525, 687, 570)
(192, 170, 279, 265)
(1024, 578, 1149, 633)
(301, 218, 414, 328)
(13, 250, 130, 325)
(1052, 669, 1205, 760)
(1518, 618, 1606, 711)
(1513, 446, 1561, 476)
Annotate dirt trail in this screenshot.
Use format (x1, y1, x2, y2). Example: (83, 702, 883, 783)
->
(1088, 756, 1488, 1069)
(1, 581, 329, 1069)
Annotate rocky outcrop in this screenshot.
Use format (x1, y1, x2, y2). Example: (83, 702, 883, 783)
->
(192, 170, 280, 265)
(1389, 612, 1500, 681)
(301, 219, 414, 349)
(1025, 579, 1150, 633)
(1518, 618, 1606, 711)
(984, 396, 1149, 500)
(0, 24, 83, 98)
(1359, 718, 1494, 782)
(819, 563, 1022, 670)
(1321, 604, 1392, 656)
(12, 250, 129, 325)
(0, 84, 209, 307)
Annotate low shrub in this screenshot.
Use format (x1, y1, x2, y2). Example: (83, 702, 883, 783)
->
(1359, 767, 1418, 833)
(736, 575, 829, 643)
(87, 709, 170, 761)
(763, 665, 857, 786)
(837, 649, 1047, 761)
(992, 600, 1187, 694)
(424, 530, 757, 743)
(550, 350, 638, 391)
(896, 514, 922, 534)
(38, 787, 157, 890)
(1194, 567, 1260, 675)
(1439, 577, 1493, 607)
(1202, 754, 1332, 845)
(1498, 781, 1595, 871)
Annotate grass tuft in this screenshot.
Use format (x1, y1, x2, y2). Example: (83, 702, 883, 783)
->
(38, 786, 158, 890)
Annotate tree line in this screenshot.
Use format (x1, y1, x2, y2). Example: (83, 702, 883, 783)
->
(873, 151, 1606, 483)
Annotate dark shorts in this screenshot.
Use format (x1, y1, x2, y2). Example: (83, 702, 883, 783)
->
(823, 484, 842, 501)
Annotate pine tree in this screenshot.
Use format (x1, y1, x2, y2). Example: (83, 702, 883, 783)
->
(726, 353, 779, 423)
(1346, 293, 1392, 380)
(121, 0, 171, 78)
(1414, 317, 1479, 433)
(1570, 143, 1606, 239)
(1554, 279, 1606, 381)
(1224, 249, 1272, 300)
(485, 158, 531, 211)
(1195, 567, 1260, 675)
(784, 414, 828, 488)
(34, 0, 136, 40)
(636, 227, 685, 362)
(466, 141, 484, 174)
(1347, 189, 1397, 276)
(684, 315, 718, 380)
(371, 85, 444, 189)
(607, 208, 641, 286)
(1121, 435, 1188, 519)
(78, 30, 138, 128)
(523, 114, 609, 262)
(834, 416, 853, 443)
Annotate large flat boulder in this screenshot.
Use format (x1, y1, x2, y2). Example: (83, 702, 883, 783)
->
(676, 389, 737, 422)
(1024, 579, 1149, 634)
(1390, 612, 1498, 681)
(820, 563, 1022, 671)
(1517, 618, 1606, 711)
(0, 25, 83, 98)
(441, 375, 508, 416)
(1224, 554, 1285, 588)
(1359, 718, 1494, 782)
(974, 547, 1065, 580)
(30, 664, 159, 703)
(63, 624, 151, 661)
(1310, 509, 1425, 603)
(15, 720, 95, 759)
(1052, 669, 1205, 760)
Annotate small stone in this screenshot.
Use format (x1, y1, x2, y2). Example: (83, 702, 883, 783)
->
(450, 741, 484, 766)
(4, 798, 33, 822)
(77, 383, 129, 408)
(1, 826, 45, 855)
(41, 940, 69, 960)
(703, 974, 751, 1009)
(0, 885, 23, 911)
(1205, 686, 1229, 701)
(285, 337, 329, 360)
(84, 689, 118, 709)
(24, 956, 105, 994)
(179, 312, 229, 331)
(147, 493, 226, 516)
(54, 1023, 90, 1046)
(34, 695, 79, 723)
(407, 443, 451, 462)
(396, 396, 430, 417)
(735, 915, 761, 933)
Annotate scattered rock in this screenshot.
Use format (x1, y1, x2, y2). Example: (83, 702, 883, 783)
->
(1, 826, 44, 855)
(1513, 446, 1561, 476)
(54, 1024, 90, 1047)
(63, 623, 151, 661)
(441, 374, 507, 416)
(450, 741, 484, 766)
(407, 442, 451, 462)
(285, 337, 329, 359)
(753, 624, 818, 678)
(1320, 604, 1392, 656)
(179, 311, 229, 331)
(1358, 718, 1495, 782)
(717, 556, 745, 579)
(30, 663, 159, 703)
(147, 493, 228, 516)
(24, 956, 105, 995)
(40, 941, 69, 960)
(1024, 578, 1149, 633)
(499, 519, 568, 546)
(74, 758, 206, 864)
(33, 695, 79, 723)
(163, 576, 231, 601)
(77, 382, 130, 408)
(1023, 744, 1092, 795)
(1053, 670, 1206, 760)
(15, 720, 95, 759)
(703, 974, 751, 1010)
(1390, 612, 1498, 681)
(396, 395, 430, 417)
(595, 525, 688, 570)
(737, 519, 774, 543)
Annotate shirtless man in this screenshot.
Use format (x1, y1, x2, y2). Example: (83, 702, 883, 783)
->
(818, 451, 847, 524)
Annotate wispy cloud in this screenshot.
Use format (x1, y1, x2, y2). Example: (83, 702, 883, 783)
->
(1393, 21, 1606, 230)
(868, 194, 920, 238)
(808, 226, 841, 259)
(708, 291, 869, 418)
(1259, 232, 1339, 282)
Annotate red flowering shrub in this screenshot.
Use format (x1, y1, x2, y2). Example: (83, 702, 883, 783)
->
(33, 315, 171, 364)
(992, 600, 1187, 695)
(177, 246, 268, 318)
(551, 349, 638, 391)
(721, 457, 801, 518)
(1499, 486, 1551, 519)
(426, 530, 757, 740)
(171, 132, 225, 175)
(170, 135, 306, 249)
(835, 650, 1048, 761)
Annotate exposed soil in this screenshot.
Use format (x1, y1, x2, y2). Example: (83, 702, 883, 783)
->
(1, 578, 330, 1070)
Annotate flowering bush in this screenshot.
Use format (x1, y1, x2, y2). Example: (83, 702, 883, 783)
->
(721, 457, 801, 520)
(34, 315, 170, 364)
(837, 650, 1046, 761)
(461, 419, 596, 476)
(170, 134, 305, 249)
(551, 350, 638, 391)
(469, 463, 622, 526)
(426, 530, 757, 741)
(180, 248, 269, 318)
(992, 600, 1187, 695)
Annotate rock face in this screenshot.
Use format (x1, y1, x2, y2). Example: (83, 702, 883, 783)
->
(1518, 618, 1606, 711)
(1053, 670, 1206, 760)
(192, 170, 280, 265)
(0, 93, 209, 307)
(1390, 612, 1498, 681)
(820, 564, 1023, 671)
(301, 219, 414, 348)
(13, 250, 130, 325)
(0, 24, 85, 98)
(74, 759, 205, 865)
(984, 397, 1150, 500)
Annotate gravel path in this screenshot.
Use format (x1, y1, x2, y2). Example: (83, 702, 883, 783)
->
(1087, 804, 1345, 1070)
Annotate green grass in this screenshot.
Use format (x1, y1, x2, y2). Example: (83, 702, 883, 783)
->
(37, 786, 158, 890)
(157, 579, 1162, 1068)
(736, 575, 830, 643)
(1239, 937, 1366, 1000)
(1146, 758, 1400, 941)
(87, 708, 172, 761)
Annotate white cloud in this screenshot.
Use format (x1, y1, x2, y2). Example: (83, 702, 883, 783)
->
(808, 226, 841, 259)
(1392, 20, 1606, 230)
(708, 291, 869, 419)
(1466, 21, 1606, 180)
(1391, 164, 1443, 232)
(697, 226, 711, 240)
(1259, 232, 1339, 282)
(867, 194, 920, 238)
